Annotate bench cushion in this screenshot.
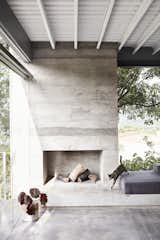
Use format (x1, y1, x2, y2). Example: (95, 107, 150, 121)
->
(119, 170, 160, 194)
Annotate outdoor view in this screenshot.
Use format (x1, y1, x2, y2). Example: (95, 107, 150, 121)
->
(118, 67, 160, 170)
(0, 62, 10, 199)
(0, 63, 160, 199)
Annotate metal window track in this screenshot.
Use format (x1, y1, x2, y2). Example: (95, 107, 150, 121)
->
(0, 44, 33, 80)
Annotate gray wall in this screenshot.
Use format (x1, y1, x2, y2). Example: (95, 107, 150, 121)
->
(11, 47, 118, 191)
(27, 55, 118, 182)
(27, 57, 118, 149)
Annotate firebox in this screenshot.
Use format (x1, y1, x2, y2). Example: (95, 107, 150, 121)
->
(43, 150, 102, 184)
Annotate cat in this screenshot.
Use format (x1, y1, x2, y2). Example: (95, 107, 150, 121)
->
(108, 155, 127, 189)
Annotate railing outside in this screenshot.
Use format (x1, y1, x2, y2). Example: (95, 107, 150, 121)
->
(0, 152, 11, 199)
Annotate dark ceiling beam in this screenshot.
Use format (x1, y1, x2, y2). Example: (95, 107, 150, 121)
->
(31, 42, 118, 59)
(31, 42, 160, 66)
(0, 0, 32, 62)
(118, 47, 160, 66)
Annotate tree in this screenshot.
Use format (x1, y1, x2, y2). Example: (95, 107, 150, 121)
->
(118, 67, 160, 124)
(0, 62, 10, 199)
(0, 63, 9, 147)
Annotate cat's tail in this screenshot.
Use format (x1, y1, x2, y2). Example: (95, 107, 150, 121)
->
(120, 155, 122, 164)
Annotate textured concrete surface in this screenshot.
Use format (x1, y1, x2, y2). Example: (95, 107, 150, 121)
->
(1, 203, 160, 240)
(11, 52, 118, 193)
(27, 58, 118, 160)
(0, 200, 21, 240)
(32, 42, 118, 59)
(30, 57, 118, 184)
(43, 179, 160, 206)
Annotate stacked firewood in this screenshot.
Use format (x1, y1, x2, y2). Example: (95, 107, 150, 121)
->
(60, 164, 98, 183)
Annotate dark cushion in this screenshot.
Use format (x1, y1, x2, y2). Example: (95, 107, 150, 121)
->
(119, 170, 160, 194)
(153, 163, 160, 174)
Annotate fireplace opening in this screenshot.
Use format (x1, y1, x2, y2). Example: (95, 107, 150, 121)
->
(43, 150, 102, 184)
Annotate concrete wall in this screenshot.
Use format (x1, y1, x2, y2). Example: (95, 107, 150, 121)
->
(10, 47, 118, 194)
(28, 57, 118, 182)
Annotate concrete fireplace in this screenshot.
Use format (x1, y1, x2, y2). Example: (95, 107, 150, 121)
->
(10, 44, 118, 202)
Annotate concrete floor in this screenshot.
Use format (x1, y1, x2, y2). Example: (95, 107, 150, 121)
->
(1, 201, 160, 240)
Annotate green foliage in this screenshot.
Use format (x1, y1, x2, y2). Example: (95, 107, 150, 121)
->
(118, 67, 160, 124)
(0, 152, 11, 199)
(0, 62, 10, 198)
(123, 136, 160, 171)
(0, 63, 9, 146)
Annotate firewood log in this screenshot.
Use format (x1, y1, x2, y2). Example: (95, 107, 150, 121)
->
(62, 177, 70, 183)
(69, 164, 86, 182)
(58, 175, 70, 183)
(78, 169, 91, 182)
(88, 174, 98, 183)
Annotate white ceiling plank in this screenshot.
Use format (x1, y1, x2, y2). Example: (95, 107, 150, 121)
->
(133, 14, 160, 54)
(119, 0, 154, 51)
(74, 0, 78, 49)
(96, 0, 115, 50)
(37, 0, 55, 49)
(7, 0, 160, 49)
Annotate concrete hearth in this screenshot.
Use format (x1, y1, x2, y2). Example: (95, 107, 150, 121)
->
(42, 177, 160, 206)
